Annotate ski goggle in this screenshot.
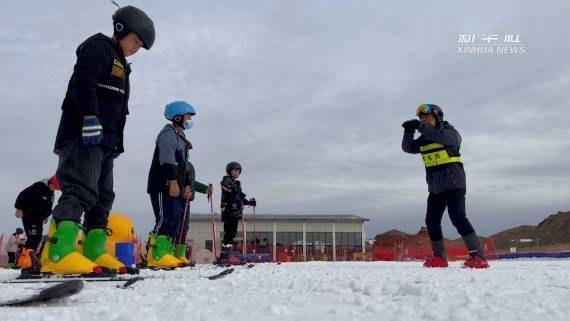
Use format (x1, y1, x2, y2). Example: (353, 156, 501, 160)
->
(416, 104, 435, 117)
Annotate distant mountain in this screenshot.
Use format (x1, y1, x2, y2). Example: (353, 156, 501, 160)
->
(373, 211, 570, 251)
(491, 211, 570, 249)
(374, 229, 411, 241)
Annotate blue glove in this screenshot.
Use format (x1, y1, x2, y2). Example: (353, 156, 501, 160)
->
(82, 116, 103, 145)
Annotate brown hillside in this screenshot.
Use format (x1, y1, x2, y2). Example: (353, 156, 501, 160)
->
(374, 229, 411, 241)
(535, 211, 570, 244)
(373, 211, 569, 251)
(488, 225, 536, 249)
(375, 226, 489, 246)
(491, 211, 570, 250)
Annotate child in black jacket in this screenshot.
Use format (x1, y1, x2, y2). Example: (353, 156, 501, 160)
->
(220, 162, 256, 262)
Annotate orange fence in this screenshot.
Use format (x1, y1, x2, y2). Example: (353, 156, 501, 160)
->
(228, 243, 365, 262)
(109, 231, 497, 264)
(373, 234, 496, 261)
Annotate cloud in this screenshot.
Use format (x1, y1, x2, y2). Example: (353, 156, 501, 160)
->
(1, 1, 569, 239)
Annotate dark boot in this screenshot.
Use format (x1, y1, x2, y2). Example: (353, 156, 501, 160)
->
(462, 232, 489, 268)
(431, 239, 447, 261)
(462, 232, 485, 258)
(218, 244, 233, 263)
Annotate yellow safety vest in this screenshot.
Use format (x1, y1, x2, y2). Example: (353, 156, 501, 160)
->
(419, 143, 461, 168)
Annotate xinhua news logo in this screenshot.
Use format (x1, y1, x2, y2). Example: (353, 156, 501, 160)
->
(457, 34, 526, 55)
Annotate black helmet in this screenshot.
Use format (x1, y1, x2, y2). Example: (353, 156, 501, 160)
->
(112, 6, 155, 50)
(226, 162, 242, 175)
(16, 228, 24, 234)
(416, 104, 444, 123)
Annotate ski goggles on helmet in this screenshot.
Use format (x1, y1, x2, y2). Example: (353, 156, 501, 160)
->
(416, 104, 435, 117)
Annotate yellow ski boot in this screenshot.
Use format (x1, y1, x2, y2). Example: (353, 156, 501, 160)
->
(83, 229, 127, 274)
(146, 234, 182, 269)
(40, 220, 101, 275)
(174, 244, 190, 266)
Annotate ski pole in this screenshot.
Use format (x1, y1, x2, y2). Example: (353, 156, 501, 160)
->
(241, 202, 246, 255)
(253, 205, 257, 254)
(177, 199, 190, 247)
(208, 185, 217, 258)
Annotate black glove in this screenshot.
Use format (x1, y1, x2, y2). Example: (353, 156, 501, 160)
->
(402, 119, 420, 133)
(248, 198, 256, 207)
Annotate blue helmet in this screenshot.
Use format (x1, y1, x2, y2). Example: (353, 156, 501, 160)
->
(164, 101, 196, 120)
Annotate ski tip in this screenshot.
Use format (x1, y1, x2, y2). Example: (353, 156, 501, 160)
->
(0, 279, 84, 307)
(206, 268, 235, 280)
(118, 277, 144, 289)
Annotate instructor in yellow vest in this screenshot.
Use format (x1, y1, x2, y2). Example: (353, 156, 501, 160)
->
(401, 104, 488, 269)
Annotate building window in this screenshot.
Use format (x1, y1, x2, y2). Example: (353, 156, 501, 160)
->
(205, 240, 213, 251)
(306, 232, 313, 245)
(355, 233, 362, 246)
(335, 232, 363, 247)
(276, 232, 303, 247)
(246, 231, 272, 250)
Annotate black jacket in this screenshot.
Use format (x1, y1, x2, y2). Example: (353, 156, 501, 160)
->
(220, 176, 253, 221)
(54, 33, 130, 154)
(147, 125, 192, 194)
(402, 122, 466, 194)
(14, 180, 54, 220)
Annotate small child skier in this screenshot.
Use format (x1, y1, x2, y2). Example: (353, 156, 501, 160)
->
(5, 228, 25, 269)
(14, 176, 59, 270)
(219, 162, 256, 263)
(147, 101, 195, 268)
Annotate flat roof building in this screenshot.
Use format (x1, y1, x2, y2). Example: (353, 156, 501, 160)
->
(186, 214, 369, 262)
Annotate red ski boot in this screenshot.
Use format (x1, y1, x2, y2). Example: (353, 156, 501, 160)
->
(464, 254, 489, 269)
(226, 256, 241, 265)
(423, 256, 448, 268)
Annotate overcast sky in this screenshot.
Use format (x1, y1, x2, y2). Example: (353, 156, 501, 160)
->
(1, 0, 569, 240)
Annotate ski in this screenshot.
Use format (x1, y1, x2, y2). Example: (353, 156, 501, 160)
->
(0, 280, 84, 307)
(206, 268, 235, 280)
(1, 275, 143, 284)
(117, 277, 145, 288)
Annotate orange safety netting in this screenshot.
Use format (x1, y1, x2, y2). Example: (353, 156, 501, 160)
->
(372, 230, 496, 261)
(225, 243, 365, 262)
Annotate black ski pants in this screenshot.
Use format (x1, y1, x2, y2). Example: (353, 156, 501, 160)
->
(22, 215, 43, 250)
(52, 139, 115, 231)
(425, 189, 475, 241)
(7, 252, 16, 264)
(222, 217, 239, 246)
(150, 192, 186, 241)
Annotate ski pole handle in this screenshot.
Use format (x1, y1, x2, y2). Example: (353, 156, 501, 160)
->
(207, 183, 213, 201)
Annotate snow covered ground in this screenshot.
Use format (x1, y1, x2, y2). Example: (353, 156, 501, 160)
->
(1, 260, 569, 321)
